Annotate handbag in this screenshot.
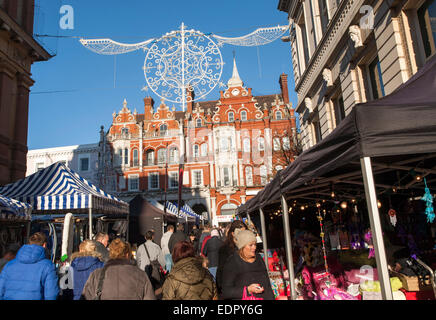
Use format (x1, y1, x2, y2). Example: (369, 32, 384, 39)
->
(143, 243, 164, 288)
(242, 286, 264, 300)
(94, 265, 109, 300)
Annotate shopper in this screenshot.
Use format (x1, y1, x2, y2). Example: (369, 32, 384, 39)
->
(221, 229, 274, 300)
(82, 238, 155, 300)
(70, 240, 104, 300)
(161, 224, 174, 272)
(0, 244, 19, 273)
(216, 220, 247, 293)
(203, 229, 223, 279)
(198, 224, 211, 255)
(188, 231, 199, 253)
(93, 232, 110, 263)
(162, 241, 217, 300)
(0, 232, 59, 300)
(168, 223, 188, 255)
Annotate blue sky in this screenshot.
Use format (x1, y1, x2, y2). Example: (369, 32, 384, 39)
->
(29, 0, 298, 149)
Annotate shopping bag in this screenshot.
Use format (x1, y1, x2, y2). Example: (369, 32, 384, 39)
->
(242, 286, 264, 300)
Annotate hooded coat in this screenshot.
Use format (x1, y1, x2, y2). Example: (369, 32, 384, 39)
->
(82, 259, 156, 300)
(162, 256, 217, 300)
(70, 251, 104, 300)
(0, 244, 59, 300)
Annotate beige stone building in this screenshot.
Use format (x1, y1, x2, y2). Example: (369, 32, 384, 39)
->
(278, 0, 436, 151)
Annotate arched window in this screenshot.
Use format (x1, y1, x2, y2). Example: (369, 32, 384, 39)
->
(228, 112, 234, 122)
(243, 138, 251, 153)
(240, 110, 247, 121)
(193, 144, 200, 158)
(132, 149, 139, 166)
(121, 127, 129, 137)
(196, 118, 202, 127)
(157, 148, 167, 164)
(169, 147, 179, 164)
(258, 137, 265, 151)
(221, 203, 237, 216)
(283, 137, 291, 150)
(146, 149, 155, 165)
(123, 148, 129, 165)
(273, 137, 281, 151)
(160, 124, 168, 136)
(245, 166, 253, 186)
(260, 165, 267, 185)
(276, 111, 283, 120)
(201, 143, 208, 157)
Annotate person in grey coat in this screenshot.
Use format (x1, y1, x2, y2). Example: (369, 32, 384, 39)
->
(168, 224, 188, 255)
(93, 232, 109, 263)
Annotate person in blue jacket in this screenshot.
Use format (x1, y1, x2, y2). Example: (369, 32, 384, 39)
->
(0, 232, 59, 300)
(70, 239, 104, 300)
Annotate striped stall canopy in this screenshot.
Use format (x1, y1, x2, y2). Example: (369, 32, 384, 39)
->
(0, 162, 128, 215)
(165, 201, 196, 221)
(0, 194, 32, 220)
(181, 203, 203, 221)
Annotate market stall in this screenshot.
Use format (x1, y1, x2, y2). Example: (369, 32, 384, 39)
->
(0, 194, 32, 256)
(0, 162, 129, 262)
(238, 53, 436, 300)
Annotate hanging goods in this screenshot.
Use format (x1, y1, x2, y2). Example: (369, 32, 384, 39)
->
(80, 24, 289, 110)
(388, 209, 397, 227)
(421, 178, 435, 223)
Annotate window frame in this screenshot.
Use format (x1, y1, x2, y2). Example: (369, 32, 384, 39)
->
(168, 171, 179, 189)
(228, 111, 235, 122)
(79, 155, 90, 172)
(148, 172, 159, 190)
(128, 174, 139, 191)
(192, 169, 203, 187)
(132, 149, 139, 167)
(258, 137, 265, 151)
(240, 110, 248, 121)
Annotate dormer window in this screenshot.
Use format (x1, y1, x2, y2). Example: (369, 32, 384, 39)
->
(121, 127, 129, 137)
(241, 110, 247, 121)
(228, 112, 234, 122)
(160, 124, 168, 136)
(276, 111, 283, 120)
(196, 118, 202, 127)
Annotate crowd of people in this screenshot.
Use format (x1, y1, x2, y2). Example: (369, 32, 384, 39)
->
(0, 220, 274, 300)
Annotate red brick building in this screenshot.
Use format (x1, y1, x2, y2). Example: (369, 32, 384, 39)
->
(0, 1, 52, 185)
(98, 60, 297, 225)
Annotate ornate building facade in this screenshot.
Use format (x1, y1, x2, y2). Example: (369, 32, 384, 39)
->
(278, 0, 436, 151)
(0, 0, 52, 185)
(98, 60, 297, 225)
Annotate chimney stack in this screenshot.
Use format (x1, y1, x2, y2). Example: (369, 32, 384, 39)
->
(279, 73, 289, 104)
(143, 97, 154, 120)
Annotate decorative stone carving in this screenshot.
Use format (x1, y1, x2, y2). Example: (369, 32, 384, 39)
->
(322, 68, 333, 87)
(349, 25, 363, 48)
(304, 97, 313, 113)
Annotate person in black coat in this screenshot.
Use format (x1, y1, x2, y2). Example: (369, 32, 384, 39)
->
(168, 223, 188, 255)
(221, 229, 274, 300)
(216, 220, 247, 294)
(203, 229, 223, 280)
(188, 231, 199, 254)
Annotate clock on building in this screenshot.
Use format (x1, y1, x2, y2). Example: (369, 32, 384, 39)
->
(231, 88, 240, 96)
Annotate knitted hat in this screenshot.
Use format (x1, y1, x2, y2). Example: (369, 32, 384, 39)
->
(211, 229, 220, 237)
(234, 229, 257, 249)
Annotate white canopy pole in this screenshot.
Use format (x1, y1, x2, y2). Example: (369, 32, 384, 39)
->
(259, 208, 269, 268)
(281, 195, 297, 300)
(360, 157, 393, 300)
(89, 195, 93, 240)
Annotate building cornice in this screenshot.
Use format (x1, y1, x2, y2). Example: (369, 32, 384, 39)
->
(294, 0, 365, 111)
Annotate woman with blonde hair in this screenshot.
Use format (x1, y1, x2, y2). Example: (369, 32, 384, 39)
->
(70, 239, 104, 300)
(82, 238, 155, 300)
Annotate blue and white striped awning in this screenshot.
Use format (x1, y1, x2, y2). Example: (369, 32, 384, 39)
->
(181, 203, 203, 221)
(165, 201, 202, 221)
(0, 194, 32, 220)
(0, 162, 128, 214)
